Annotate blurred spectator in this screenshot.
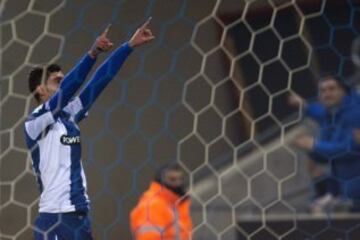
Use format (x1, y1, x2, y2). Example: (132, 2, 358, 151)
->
(290, 75, 360, 212)
(130, 164, 192, 239)
(289, 94, 340, 213)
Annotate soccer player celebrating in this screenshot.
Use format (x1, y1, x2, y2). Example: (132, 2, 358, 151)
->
(24, 19, 154, 239)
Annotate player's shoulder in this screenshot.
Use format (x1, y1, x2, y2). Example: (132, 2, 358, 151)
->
(26, 102, 51, 121)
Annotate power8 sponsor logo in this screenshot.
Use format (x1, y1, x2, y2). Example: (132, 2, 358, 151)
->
(60, 135, 81, 145)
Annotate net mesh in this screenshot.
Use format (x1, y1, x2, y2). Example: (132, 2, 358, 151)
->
(1, 0, 360, 239)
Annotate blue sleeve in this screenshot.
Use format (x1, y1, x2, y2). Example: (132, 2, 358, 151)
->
(76, 42, 133, 121)
(313, 137, 360, 160)
(48, 54, 96, 117)
(304, 102, 326, 123)
(313, 140, 349, 158)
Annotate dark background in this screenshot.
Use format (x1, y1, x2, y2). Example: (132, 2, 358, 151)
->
(1, 0, 360, 239)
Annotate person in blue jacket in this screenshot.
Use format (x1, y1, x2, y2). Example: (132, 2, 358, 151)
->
(24, 19, 154, 239)
(291, 75, 360, 212)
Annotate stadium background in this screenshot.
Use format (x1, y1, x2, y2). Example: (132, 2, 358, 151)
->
(1, 0, 360, 239)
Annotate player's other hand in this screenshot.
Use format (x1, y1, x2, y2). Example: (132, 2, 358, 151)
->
(294, 135, 315, 151)
(288, 93, 305, 108)
(96, 25, 114, 51)
(89, 25, 114, 58)
(129, 17, 155, 48)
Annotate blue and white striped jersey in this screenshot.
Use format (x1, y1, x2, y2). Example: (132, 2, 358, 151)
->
(25, 97, 89, 213)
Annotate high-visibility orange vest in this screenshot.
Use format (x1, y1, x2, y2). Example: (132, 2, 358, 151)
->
(130, 181, 192, 240)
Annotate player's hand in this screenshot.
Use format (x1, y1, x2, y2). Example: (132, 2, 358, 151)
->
(288, 93, 304, 108)
(294, 135, 315, 151)
(96, 25, 114, 51)
(129, 17, 155, 48)
(89, 25, 114, 58)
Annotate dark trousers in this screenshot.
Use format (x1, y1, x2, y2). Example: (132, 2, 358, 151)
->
(34, 212, 93, 240)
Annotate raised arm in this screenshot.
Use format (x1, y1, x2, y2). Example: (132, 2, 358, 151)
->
(75, 18, 155, 122)
(25, 28, 113, 141)
(48, 26, 114, 116)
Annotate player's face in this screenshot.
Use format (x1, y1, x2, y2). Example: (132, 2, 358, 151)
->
(45, 71, 64, 98)
(163, 170, 184, 189)
(319, 79, 345, 108)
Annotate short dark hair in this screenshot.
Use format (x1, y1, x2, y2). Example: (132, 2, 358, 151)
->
(319, 75, 351, 94)
(28, 64, 62, 102)
(154, 163, 183, 183)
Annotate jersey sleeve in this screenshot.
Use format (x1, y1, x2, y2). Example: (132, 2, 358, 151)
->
(77, 42, 133, 116)
(24, 103, 55, 141)
(313, 135, 360, 160)
(48, 53, 96, 117)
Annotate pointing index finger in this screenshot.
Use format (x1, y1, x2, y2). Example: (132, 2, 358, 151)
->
(100, 23, 111, 37)
(140, 17, 152, 30)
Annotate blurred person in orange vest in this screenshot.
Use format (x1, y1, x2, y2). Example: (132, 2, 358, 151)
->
(130, 163, 192, 240)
